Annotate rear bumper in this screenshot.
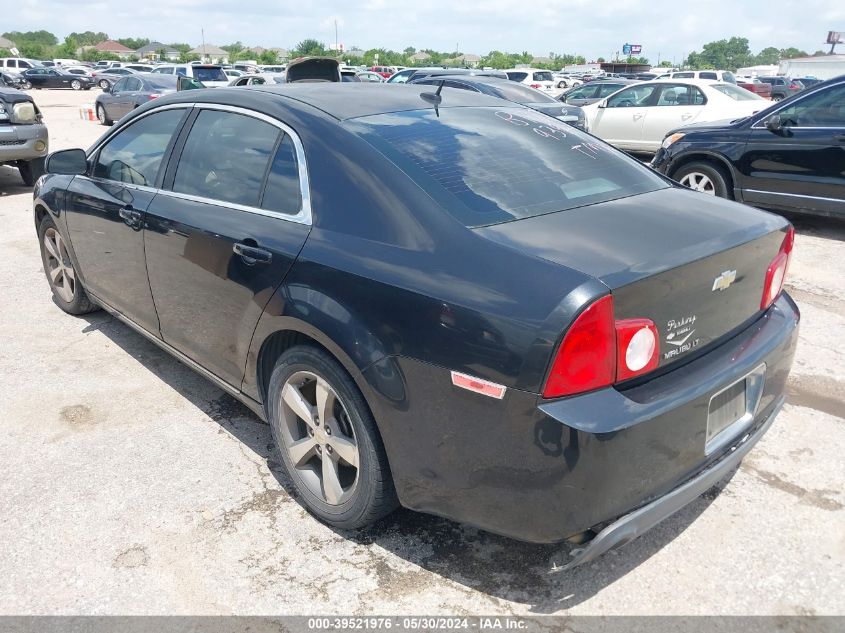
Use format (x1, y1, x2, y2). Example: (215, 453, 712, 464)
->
(561, 396, 783, 569)
(366, 293, 800, 545)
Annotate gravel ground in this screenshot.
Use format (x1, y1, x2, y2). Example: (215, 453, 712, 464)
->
(1, 89, 843, 616)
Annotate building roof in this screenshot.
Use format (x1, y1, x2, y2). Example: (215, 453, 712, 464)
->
(190, 43, 228, 56)
(94, 40, 134, 53)
(410, 52, 431, 61)
(0, 36, 17, 49)
(136, 41, 179, 55)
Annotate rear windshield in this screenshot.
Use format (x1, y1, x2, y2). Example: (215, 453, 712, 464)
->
(193, 67, 227, 82)
(533, 71, 553, 82)
(146, 75, 178, 90)
(349, 108, 666, 227)
(711, 83, 763, 101)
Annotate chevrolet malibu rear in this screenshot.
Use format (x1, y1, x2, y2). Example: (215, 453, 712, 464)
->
(34, 86, 799, 568)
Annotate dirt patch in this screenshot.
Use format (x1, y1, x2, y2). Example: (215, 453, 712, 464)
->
(743, 464, 843, 512)
(59, 404, 96, 427)
(113, 544, 149, 569)
(787, 374, 845, 420)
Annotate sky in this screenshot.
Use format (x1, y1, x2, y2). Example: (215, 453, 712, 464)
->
(10, 0, 845, 63)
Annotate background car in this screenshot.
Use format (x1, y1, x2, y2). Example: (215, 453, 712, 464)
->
(0, 84, 47, 184)
(756, 76, 804, 101)
(410, 74, 586, 129)
(150, 64, 229, 87)
(386, 68, 416, 83)
(0, 58, 43, 72)
(652, 75, 844, 216)
(228, 74, 275, 86)
(1, 72, 30, 90)
(94, 74, 178, 125)
(560, 78, 638, 106)
(370, 65, 394, 78)
(583, 79, 769, 152)
(504, 68, 557, 97)
(552, 73, 581, 89)
(92, 67, 139, 90)
(22, 67, 93, 90)
(224, 69, 244, 79)
(737, 79, 773, 99)
(356, 71, 385, 83)
(669, 70, 737, 84)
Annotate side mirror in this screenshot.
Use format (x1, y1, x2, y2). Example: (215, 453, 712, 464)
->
(597, 99, 608, 109)
(45, 149, 88, 175)
(102, 83, 112, 93)
(765, 113, 783, 132)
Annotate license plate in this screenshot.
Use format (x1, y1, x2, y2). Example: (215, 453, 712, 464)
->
(707, 379, 746, 444)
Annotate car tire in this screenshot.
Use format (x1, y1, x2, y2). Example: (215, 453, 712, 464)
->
(20, 80, 31, 90)
(37, 215, 98, 315)
(18, 158, 45, 187)
(771, 95, 783, 102)
(70, 80, 82, 90)
(673, 161, 732, 199)
(96, 103, 112, 126)
(267, 345, 398, 529)
(98, 79, 110, 90)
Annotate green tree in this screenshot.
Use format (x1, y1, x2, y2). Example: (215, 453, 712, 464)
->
(70, 31, 109, 46)
(596, 56, 606, 63)
(293, 39, 327, 57)
(169, 43, 192, 54)
(659, 60, 673, 67)
(685, 36, 752, 70)
(779, 47, 807, 59)
(3, 30, 58, 59)
(403, 46, 416, 55)
(754, 46, 781, 65)
(258, 50, 279, 65)
(117, 37, 150, 51)
(54, 36, 80, 59)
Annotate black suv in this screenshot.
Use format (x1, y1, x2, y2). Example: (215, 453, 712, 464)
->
(757, 76, 804, 102)
(651, 75, 845, 218)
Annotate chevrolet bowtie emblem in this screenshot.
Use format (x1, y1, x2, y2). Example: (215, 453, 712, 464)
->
(712, 269, 737, 292)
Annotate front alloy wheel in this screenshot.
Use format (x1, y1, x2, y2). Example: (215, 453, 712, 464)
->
(71, 80, 82, 90)
(678, 171, 716, 194)
(43, 227, 76, 302)
(279, 371, 360, 505)
(99, 79, 110, 90)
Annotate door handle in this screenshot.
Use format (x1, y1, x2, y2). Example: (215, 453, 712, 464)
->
(633, 113, 643, 120)
(118, 206, 142, 228)
(681, 113, 693, 120)
(233, 242, 272, 264)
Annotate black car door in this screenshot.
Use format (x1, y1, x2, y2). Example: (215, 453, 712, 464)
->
(738, 83, 845, 216)
(46, 70, 69, 88)
(26, 69, 47, 88)
(143, 105, 311, 388)
(64, 106, 190, 333)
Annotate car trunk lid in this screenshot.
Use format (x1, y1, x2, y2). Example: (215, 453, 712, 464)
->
(474, 187, 789, 370)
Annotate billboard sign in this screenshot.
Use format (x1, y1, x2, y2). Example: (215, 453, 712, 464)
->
(622, 43, 642, 56)
(828, 31, 843, 44)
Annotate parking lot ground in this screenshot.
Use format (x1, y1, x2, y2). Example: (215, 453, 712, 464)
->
(1, 90, 843, 615)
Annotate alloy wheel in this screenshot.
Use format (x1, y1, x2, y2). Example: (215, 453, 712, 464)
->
(679, 171, 716, 194)
(43, 228, 76, 302)
(99, 80, 109, 90)
(97, 104, 106, 124)
(71, 80, 81, 90)
(279, 371, 360, 505)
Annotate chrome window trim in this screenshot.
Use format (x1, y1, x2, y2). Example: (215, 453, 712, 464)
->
(86, 102, 313, 226)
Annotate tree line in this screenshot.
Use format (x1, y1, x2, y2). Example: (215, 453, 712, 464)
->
(1, 30, 828, 71)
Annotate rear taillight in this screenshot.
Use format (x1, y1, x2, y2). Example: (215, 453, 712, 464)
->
(148, 94, 160, 100)
(789, 83, 800, 89)
(530, 83, 542, 89)
(761, 226, 794, 310)
(542, 295, 659, 398)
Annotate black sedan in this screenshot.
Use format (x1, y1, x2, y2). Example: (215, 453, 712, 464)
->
(94, 74, 178, 125)
(410, 74, 586, 129)
(34, 85, 798, 567)
(652, 74, 845, 218)
(22, 67, 93, 90)
(1, 72, 29, 90)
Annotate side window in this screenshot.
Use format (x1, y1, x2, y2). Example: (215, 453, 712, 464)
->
(261, 135, 303, 215)
(597, 83, 621, 98)
(445, 80, 474, 91)
(112, 78, 128, 92)
(606, 84, 659, 107)
(175, 67, 187, 77)
(173, 110, 280, 207)
(699, 72, 717, 80)
(94, 109, 184, 186)
(672, 72, 694, 78)
(656, 85, 706, 106)
(777, 85, 845, 127)
(125, 78, 142, 91)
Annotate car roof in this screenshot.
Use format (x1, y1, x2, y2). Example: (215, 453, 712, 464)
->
(234, 83, 512, 120)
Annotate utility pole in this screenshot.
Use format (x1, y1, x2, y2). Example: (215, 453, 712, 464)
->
(201, 28, 206, 63)
(334, 19, 338, 52)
